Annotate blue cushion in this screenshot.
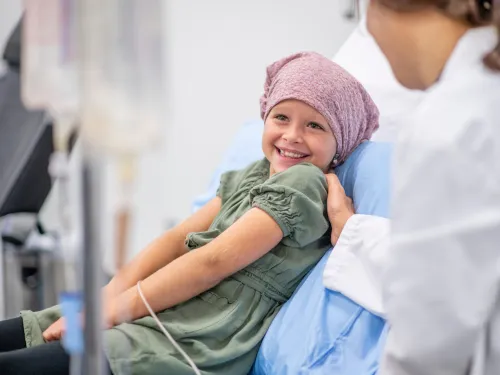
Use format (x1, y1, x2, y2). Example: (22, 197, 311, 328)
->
(251, 141, 392, 375)
(191, 122, 392, 375)
(336, 141, 392, 218)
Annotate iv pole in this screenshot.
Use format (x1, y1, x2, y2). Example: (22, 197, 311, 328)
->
(81, 155, 106, 375)
(76, 1, 166, 372)
(78, 1, 105, 373)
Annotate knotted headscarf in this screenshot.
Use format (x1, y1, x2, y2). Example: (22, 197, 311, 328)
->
(260, 52, 379, 163)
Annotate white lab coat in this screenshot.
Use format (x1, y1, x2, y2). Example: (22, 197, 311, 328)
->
(324, 26, 500, 375)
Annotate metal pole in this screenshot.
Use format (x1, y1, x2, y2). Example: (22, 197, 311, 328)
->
(76, 0, 105, 371)
(0, 234, 4, 320)
(81, 153, 105, 375)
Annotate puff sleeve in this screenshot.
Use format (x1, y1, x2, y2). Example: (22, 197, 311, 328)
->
(216, 170, 239, 204)
(216, 160, 268, 205)
(249, 163, 329, 247)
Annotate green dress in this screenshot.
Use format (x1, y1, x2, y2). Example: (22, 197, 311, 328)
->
(21, 159, 331, 375)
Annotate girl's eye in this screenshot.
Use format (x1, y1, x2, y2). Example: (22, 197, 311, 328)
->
(275, 114, 288, 121)
(308, 122, 325, 131)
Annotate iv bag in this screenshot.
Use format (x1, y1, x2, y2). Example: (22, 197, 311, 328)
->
(79, 0, 166, 156)
(22, 0, 80, 126)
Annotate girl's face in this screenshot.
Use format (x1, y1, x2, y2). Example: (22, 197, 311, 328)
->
(262, 99, 338, 176)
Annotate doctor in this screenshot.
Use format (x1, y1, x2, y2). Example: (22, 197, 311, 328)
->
(324, 0, 500, 374)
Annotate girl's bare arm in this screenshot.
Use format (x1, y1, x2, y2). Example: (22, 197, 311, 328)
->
(108, 207, 283, 324)
(103, 197, 222, 301)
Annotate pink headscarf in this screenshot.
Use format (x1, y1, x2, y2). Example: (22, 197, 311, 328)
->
(260, 52, 379, 163)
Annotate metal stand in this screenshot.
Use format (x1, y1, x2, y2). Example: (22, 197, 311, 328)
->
(82, 155, 106, 375)
(0, 237, 4, 320)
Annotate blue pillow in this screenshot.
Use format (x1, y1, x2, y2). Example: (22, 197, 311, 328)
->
(336, 141, 392, 217)
(252, 141, 393, 375)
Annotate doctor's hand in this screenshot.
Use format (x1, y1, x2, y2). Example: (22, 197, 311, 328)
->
(325, 174, 354, 245)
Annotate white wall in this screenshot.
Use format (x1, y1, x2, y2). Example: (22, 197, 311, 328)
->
(0, 0, 21, 49)
(1, 0, 358, 270)
(0, 0, 22, 73)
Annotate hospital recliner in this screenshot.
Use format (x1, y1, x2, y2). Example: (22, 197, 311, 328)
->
(0, 19, 65, 318)
(0, 19, 54, 217)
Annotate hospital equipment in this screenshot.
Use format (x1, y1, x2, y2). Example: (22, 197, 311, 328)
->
(14, 0, 182, 373)
(0, 20, 54, 218)
(79, 1, 203, 374)
(77, 0, 194, 373)
(0, 18, 66, 322)
(79, 0, 166, 272)
(22, 0, 80, 284)
(0, 2, 196, 372)
(1, 213, 58, 318)
(22, 2, 83, 373)
(84, 0, 166, 304)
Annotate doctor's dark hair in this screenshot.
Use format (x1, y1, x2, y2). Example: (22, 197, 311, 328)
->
(378, 0, 500, 71)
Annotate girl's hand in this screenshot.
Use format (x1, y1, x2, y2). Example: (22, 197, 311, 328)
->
(43, 317, 66, 342)
(325, 173, 354, 245)
(43, 304, 117, 343)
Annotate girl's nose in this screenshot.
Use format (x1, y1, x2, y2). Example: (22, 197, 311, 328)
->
(282, 124, 303, 143)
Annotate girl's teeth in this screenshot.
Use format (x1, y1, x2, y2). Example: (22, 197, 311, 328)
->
(280, 149, 305, 159)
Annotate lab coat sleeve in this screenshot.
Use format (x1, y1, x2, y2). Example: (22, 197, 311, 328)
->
(323, 214, 390, 317)
(380, 121, 500, 375)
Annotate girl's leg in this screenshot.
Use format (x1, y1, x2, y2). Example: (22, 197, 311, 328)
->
(0, 316, 113, 375)
(0, 341, 69, 375)
(0, 317, 70, 375)
(0, 317, 27, 352)
(0, 341, 115, 375)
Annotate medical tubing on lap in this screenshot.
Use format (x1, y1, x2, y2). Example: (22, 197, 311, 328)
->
(136, 281, 201, 375)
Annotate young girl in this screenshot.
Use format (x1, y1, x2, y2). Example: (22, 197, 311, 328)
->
(0, 52, 379, 375)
